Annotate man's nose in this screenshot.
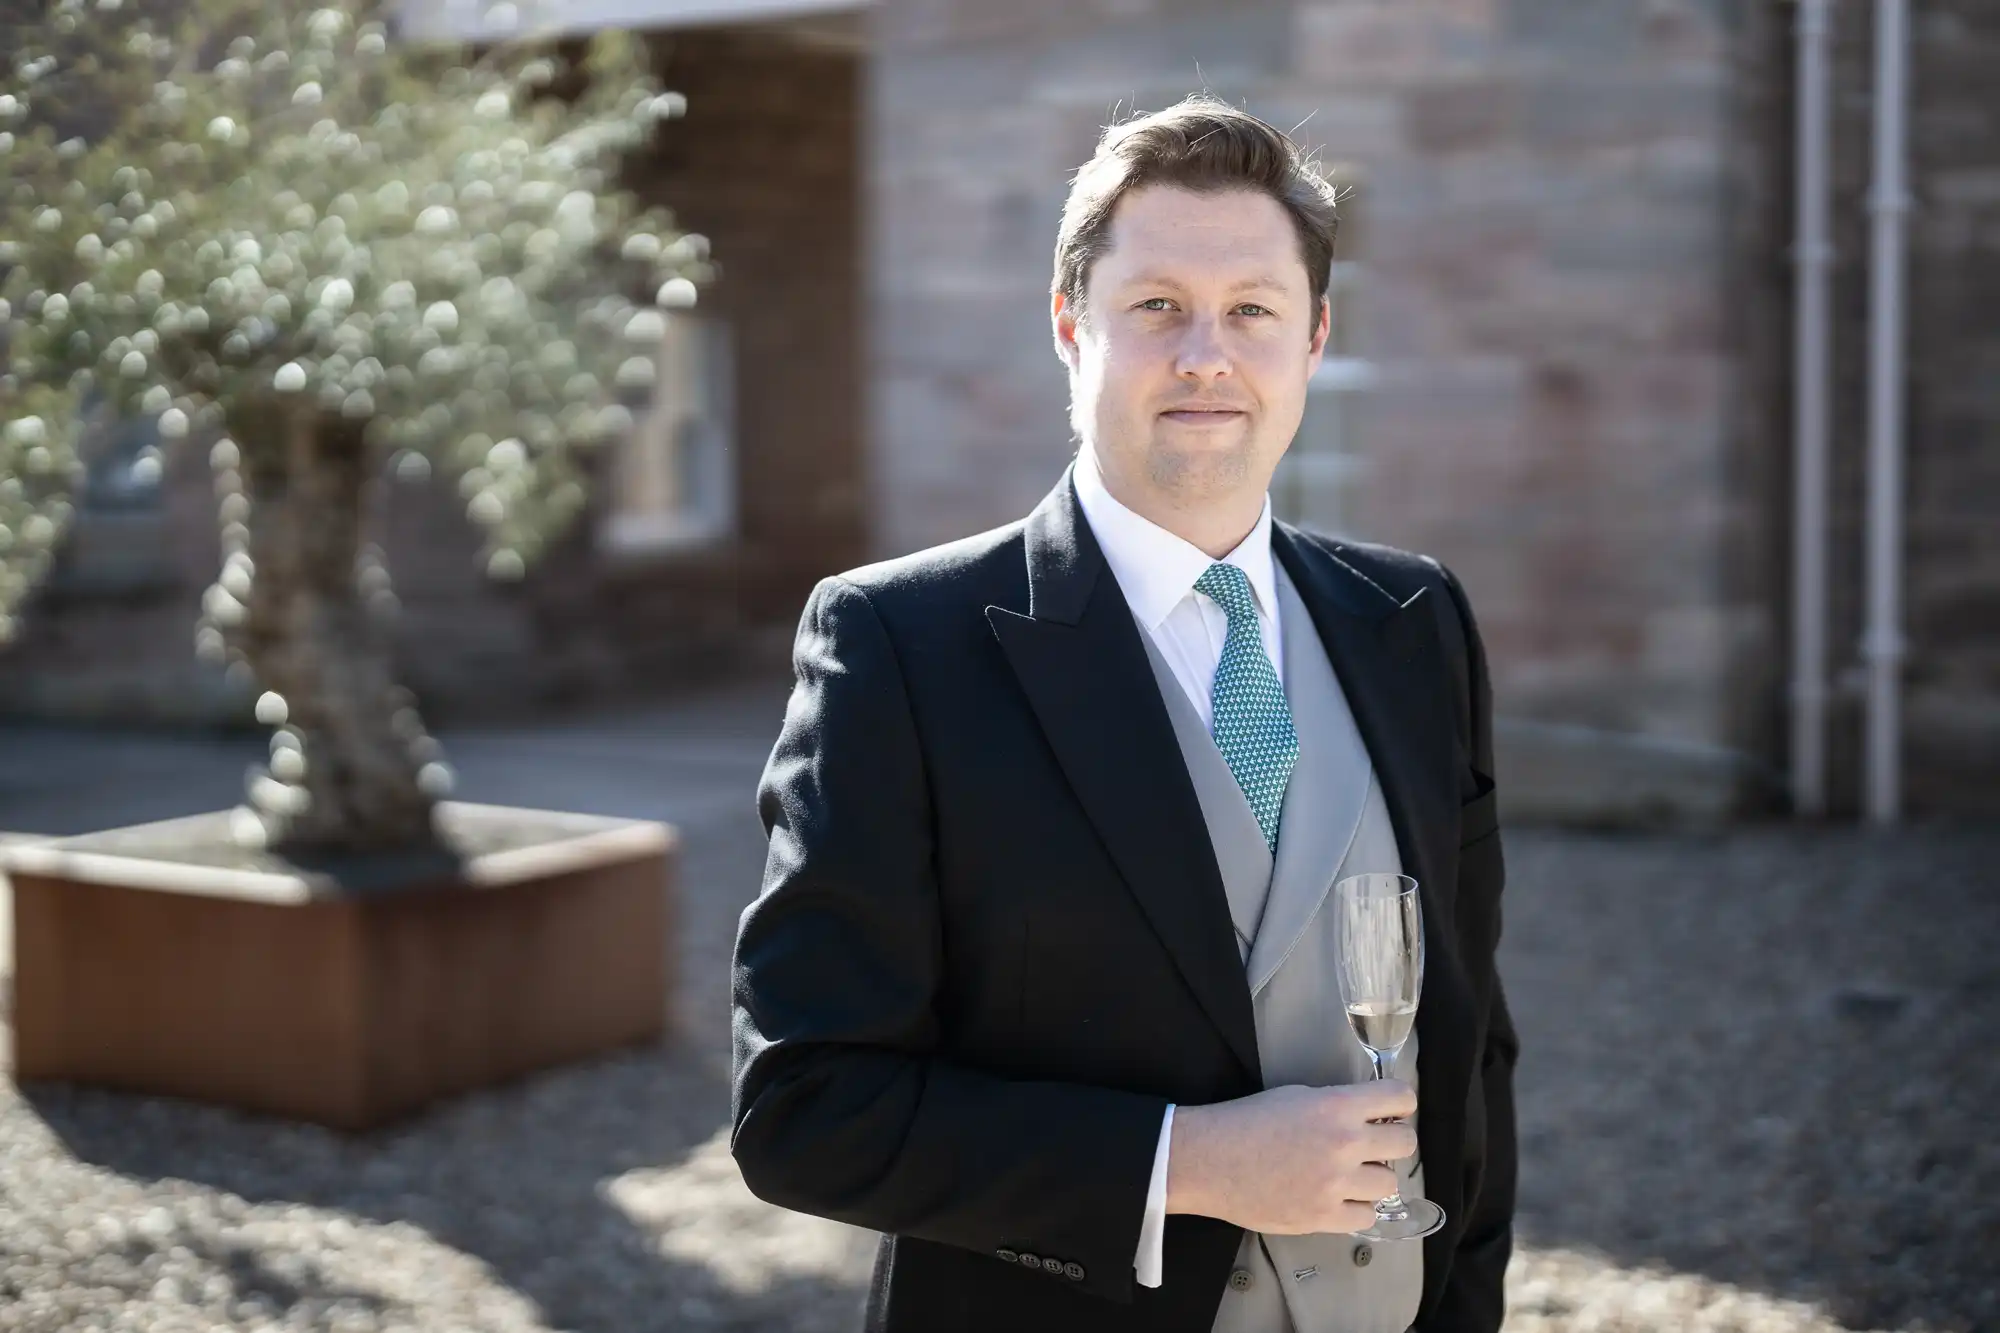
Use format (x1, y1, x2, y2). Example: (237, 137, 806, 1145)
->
(1175, 318, 1231, 380)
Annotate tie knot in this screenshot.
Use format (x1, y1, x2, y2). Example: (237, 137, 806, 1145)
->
(1195, 562, 1259, 626)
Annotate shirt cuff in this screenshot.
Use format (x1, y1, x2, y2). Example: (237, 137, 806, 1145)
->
(1133, 1103, 1174, 1288)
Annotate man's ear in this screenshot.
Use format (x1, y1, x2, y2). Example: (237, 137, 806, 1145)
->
(1051, 289, 1081, 374)
(1305, 292, 1331, 374)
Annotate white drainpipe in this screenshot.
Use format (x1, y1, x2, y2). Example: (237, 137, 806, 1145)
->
(1790, 0, 1835, 817)
(1863, 0, 1911, 824)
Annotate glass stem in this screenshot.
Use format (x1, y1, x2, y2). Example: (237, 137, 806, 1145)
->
(1369, 1046, 1407, 1214)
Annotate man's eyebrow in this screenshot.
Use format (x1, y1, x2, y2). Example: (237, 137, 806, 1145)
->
(1231, 277, 1293, 296)
(1110, 271, 1294, 296)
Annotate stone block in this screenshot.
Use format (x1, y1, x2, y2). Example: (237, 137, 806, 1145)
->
(1521, 71, 1726, 151)
(1294, 5, 1448, 85)
(1405, 76, 1522, 154)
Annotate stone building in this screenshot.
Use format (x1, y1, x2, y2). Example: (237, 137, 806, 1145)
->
(2, 0, 1993, 824)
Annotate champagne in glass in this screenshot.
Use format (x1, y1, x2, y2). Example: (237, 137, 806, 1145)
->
(1344, 999, 1416, 1052)
(1333, 872, 1445, 1242)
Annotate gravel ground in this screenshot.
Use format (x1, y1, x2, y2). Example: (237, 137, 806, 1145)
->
(3, 748, 1994, 1331)
(1501, 824, 1998, 1333)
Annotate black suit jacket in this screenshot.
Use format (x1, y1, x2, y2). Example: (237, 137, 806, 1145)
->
(731, 468, 1518, 1332)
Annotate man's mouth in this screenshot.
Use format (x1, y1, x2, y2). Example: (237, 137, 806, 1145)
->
(1159, 408, 1247, 424)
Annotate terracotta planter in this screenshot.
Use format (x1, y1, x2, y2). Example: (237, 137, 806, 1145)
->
(1, 802, 675, 1131)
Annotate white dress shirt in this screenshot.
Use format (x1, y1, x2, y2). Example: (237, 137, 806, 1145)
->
(1069, 446, 1286, 1289)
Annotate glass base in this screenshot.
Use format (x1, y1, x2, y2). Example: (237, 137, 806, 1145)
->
(1353, 1196, 1445, 1242)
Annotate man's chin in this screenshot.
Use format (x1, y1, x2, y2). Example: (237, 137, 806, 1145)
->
(1145, 438, 1257, 498)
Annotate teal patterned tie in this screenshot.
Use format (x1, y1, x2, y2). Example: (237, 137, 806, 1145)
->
(1194, 562, 1298, 853)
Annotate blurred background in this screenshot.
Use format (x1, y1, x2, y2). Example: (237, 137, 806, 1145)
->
(1, 1, 1995, 1331)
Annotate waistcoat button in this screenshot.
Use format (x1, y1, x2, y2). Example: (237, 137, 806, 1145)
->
(1229, 1267, 1254, 1292)
(1352, 1242, 1374, 1268)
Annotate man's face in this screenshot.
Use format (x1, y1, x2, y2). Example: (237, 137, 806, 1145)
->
(1053, 183, 1329, 519)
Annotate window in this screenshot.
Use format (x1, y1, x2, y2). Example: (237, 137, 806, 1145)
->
(599, 311, 736, 554)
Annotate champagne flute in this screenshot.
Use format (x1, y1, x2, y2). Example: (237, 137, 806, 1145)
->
(1333, 871, 1445, 1241)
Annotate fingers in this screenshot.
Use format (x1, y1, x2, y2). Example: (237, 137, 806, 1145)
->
(1349, 1162, 1400, 1205)
(1277, 1198, 1383, 1237)
(1355, 1077, 1417, 1121)
(1336, 1201, 1383, 1233)
(1216, 1082, 1424, 1236)
(1362, 1119, 1419, 1164)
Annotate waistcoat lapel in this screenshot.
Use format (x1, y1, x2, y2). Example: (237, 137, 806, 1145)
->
(1132, 627, 1273, 957)
(1243, 566, 1373, 998)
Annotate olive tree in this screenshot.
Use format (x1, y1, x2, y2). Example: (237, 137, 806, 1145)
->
(0, 0, 706, 852)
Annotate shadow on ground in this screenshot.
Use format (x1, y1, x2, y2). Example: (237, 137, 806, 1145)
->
(23, 1041, 870, 1333)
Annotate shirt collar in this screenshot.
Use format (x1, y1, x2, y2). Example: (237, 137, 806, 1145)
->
(1071, 445, 1278, 632)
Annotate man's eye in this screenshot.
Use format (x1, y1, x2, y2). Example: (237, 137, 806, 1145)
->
(1237, 304, 1272, 317)
(1137, 298, 1174, 312)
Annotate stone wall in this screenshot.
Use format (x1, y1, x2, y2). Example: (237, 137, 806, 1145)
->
(8, 0, 1989, 818)
(869, 0, 1785, 822)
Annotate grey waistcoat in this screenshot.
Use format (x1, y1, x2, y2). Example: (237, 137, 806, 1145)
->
(1135, 562, 1425, 1333)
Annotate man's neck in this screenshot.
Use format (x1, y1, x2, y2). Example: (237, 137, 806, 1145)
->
(1086, 448, 1267, 560)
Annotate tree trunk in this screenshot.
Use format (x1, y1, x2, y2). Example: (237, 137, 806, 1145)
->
(225, 393, 440, 854)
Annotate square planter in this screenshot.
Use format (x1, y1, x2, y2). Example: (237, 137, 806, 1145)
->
(1, 801, 675, 1131)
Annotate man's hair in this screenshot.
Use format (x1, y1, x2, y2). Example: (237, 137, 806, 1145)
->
(1052, 93, 1342, 322)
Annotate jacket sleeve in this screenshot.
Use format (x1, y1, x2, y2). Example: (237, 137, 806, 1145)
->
(730, 575, 1171, 1305)
(1427, 562, 1520, 1333)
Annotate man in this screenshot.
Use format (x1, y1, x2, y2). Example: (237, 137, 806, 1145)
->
(731, 94, 1517, 1333)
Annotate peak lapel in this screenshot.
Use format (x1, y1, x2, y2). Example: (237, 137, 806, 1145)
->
(1270, 525, 1457, 923)
(1271, 525, 1479, 1182)
(984, 469, 1261, 1084)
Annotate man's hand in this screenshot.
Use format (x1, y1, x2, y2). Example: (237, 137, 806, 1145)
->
(1165, 1080, 1418, 1235)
